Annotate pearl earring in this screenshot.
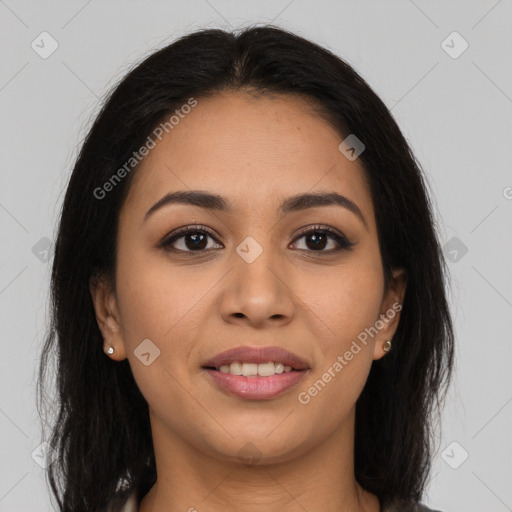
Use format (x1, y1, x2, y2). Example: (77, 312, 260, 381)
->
(106, 346, 114, 355)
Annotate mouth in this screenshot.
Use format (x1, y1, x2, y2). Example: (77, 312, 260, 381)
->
(202, 367, 309, 400)
(201, 345, 310, 400)
(202, 362, 305, 376)
(202, 345, 310, 372)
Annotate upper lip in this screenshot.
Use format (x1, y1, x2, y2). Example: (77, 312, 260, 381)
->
(202, 345, 310, 371)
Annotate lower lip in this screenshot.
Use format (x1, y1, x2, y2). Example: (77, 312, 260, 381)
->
(203, 368, 308, 400)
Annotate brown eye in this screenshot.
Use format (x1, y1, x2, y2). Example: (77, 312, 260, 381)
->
(291, 225, 356, 253)
(159, 224, 356, 255)
(160, 226, 222, 253)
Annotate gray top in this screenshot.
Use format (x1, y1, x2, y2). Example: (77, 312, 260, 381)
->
(384, 500, 443, 512)
(108, 489, 444, 512)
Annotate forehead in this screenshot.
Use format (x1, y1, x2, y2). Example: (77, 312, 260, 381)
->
(122, 90, 374, 226)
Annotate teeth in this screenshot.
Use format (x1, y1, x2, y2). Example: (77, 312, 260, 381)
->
(230, 362, 242, 375)
(242, 362, 258, 376)
(257, 362, 274, 377)
(218, 362, 295, 376)
(275, 363, 285, 374)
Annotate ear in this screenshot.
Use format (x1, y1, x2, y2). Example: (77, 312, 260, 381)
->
(89, 273, 127, 361)
(372, 267, 407, 360)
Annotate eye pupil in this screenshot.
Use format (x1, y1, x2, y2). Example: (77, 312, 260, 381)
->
(186, 233, 207, 250)
(162, 225, 352, 255)
(306, 232, 327, 250)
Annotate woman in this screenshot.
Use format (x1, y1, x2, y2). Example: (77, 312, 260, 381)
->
(38, 25, 454, 512)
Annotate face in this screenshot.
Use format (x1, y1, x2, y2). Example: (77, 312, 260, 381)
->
(91, 90, 406, 465)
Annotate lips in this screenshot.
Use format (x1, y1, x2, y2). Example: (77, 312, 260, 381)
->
(202, 345, 310, 371)
(204, 368, 308, 400)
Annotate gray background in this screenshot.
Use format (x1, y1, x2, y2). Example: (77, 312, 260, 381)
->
(1, 1, 511, 511)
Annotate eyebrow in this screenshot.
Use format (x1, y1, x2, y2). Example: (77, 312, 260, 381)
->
(144, 190, 368, 230)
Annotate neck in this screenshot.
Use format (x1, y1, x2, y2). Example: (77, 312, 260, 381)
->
(139, 407, 380, 512)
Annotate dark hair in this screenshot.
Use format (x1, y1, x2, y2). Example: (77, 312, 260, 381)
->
(37, 24, 455, 511)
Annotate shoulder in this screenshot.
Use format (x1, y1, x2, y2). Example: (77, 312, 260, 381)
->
(382, 499, 445, 512)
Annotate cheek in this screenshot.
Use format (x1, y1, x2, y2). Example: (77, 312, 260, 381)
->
(303, 256, 384, 408)
(116, 243, 201, 341)
(114, 245, 219, 391)
(116, 265, 170, 341)
(114, 249, 203, 406)
(305, 257, 384, 346)
(296, 267, 382, 416)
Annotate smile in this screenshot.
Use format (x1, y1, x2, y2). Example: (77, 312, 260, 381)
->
(202, 367, 309, 400)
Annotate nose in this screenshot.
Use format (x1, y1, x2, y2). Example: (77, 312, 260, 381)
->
(218, 242, 295, 328)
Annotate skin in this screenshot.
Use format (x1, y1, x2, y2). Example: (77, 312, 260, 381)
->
(90, 90, 406, 512)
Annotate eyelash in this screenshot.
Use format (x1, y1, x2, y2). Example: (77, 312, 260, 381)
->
(159, 224, 356, 255)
